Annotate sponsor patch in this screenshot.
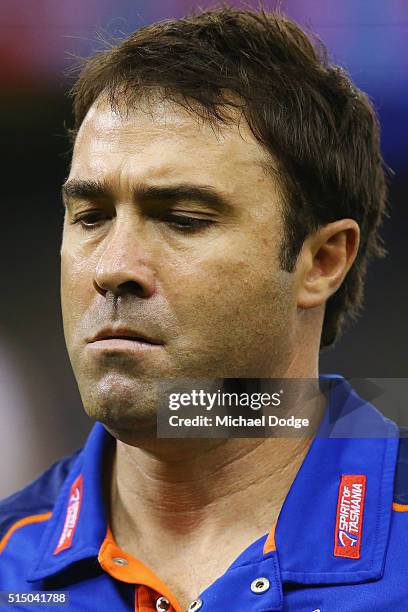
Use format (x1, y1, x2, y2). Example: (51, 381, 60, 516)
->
(53, 474, 83, 555)
(334, 474, 366, 559)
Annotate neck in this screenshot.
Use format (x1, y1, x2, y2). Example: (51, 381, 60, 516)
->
(102, 331, 324, 612)
(109, 434, 314, 547)
(107, 383, 325, 560)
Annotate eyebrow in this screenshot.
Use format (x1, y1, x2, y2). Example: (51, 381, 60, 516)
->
(62, 179, 234, 213)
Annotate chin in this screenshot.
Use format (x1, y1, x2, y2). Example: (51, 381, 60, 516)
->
(79, 376, 159, 432)
(99, 413, 158, 442)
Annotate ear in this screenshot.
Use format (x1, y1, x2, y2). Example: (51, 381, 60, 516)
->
(296, 219, 360, 309)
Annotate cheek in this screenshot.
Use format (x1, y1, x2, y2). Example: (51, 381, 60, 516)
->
(163, 251, 295, 377)
(60, 247, 94, 337)
(164, 241, 291, 334)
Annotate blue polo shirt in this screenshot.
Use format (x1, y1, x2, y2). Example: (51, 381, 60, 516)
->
(1, 375, 408, 611)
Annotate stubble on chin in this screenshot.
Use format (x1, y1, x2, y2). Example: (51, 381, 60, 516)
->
(78, 372, 160, 434)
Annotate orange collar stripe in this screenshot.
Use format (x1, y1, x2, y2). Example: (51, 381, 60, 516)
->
(263, 523, 276, 554)
(392, 502, 408, 512)
(0, 512, 52, 555)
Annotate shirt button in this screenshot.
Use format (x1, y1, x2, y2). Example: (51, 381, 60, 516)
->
(156, 596, 170, 611)
(250, 577, 270, 593)
(112, 556, 128, 567)
(186, 599, 203, 611)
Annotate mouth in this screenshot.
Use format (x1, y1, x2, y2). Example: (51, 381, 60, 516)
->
(87, 328, 163, 352)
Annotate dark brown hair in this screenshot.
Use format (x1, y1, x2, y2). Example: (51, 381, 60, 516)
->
(70, 7, 388, 347)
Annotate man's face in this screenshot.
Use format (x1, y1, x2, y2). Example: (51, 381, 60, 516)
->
(61, 97, 298, 433)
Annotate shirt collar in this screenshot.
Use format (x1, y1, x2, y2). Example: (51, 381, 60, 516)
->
(28, 375, 400, 587)
(27, 421, 113, 582)
(268, 375, 399, 585)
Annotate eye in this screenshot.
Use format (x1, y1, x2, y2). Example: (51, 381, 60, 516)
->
(163, 213, 213, 232)
(72, 210, 111, 229)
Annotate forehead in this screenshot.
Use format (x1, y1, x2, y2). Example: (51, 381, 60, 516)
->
(69, 97, 276, 191)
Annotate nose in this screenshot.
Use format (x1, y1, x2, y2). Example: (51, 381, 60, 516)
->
(94, 217, 156, 299)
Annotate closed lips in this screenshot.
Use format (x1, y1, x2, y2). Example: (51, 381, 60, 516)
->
(89, 329, 162, 345)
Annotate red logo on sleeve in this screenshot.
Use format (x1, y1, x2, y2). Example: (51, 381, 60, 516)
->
(334, 474, 366, 559)
(53, 474, 83, 555)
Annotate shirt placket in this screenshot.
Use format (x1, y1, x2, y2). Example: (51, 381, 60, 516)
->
(98, 529, 183, 612)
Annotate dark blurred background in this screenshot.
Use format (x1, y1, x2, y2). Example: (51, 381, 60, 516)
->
(1, 0, 407, 498)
